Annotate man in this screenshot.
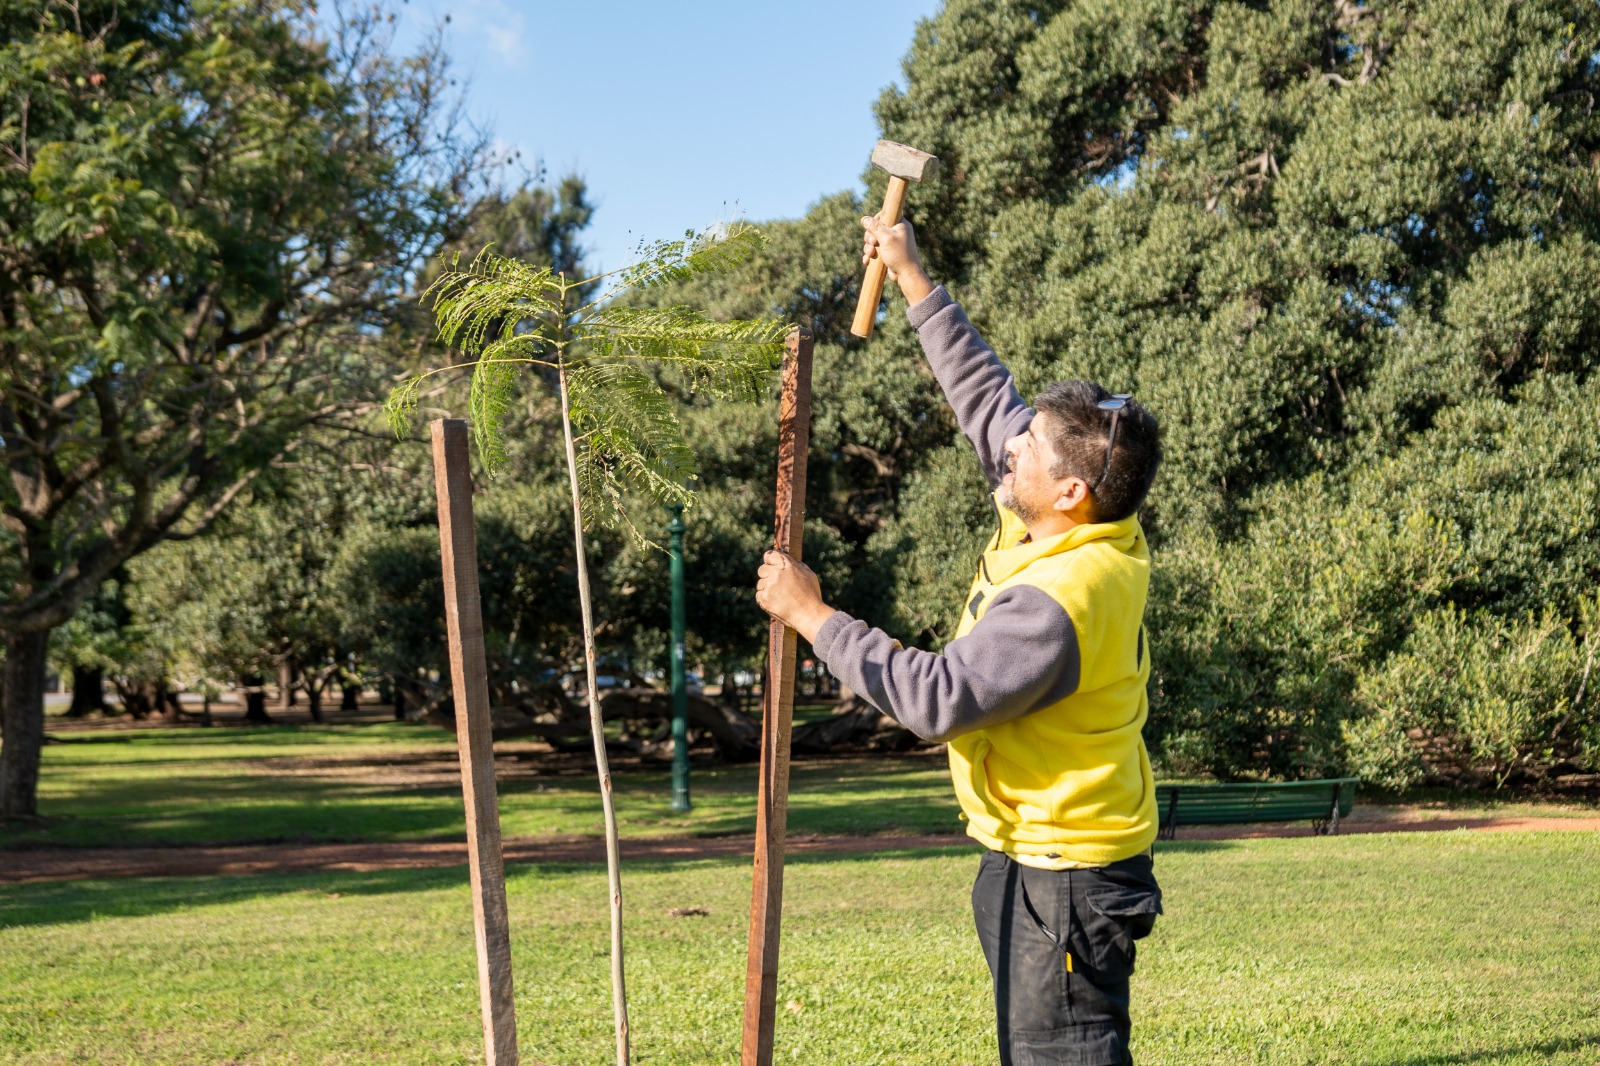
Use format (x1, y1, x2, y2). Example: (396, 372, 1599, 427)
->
(754, 215, 1165, 1066)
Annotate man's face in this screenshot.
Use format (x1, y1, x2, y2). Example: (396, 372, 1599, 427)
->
(1000, 411, 1068, 525)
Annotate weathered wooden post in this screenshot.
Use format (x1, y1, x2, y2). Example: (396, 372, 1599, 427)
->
(740, 327, 813, 1066)
(432, 418, 519, 1066)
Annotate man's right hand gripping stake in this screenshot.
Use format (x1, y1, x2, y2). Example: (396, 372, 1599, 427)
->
(851, 140, 940, 339)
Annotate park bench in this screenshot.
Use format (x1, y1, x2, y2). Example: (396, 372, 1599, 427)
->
(1154, 778, 1360, 840)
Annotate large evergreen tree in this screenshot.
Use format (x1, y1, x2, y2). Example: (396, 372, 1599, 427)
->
(886, 0, 1600, 784)
(646, 0, 1600, 785)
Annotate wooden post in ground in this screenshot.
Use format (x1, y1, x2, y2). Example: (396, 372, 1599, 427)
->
(432, 418, 520, 1066)
(740, 328, 814, 1066)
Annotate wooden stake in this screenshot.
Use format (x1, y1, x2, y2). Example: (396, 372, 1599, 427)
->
(432, 419, 520, 1066)
(741, 328, 814, 1066)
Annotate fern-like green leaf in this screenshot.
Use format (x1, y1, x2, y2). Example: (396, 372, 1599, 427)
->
(568, 361, 699, 506)
(385, 374, 425, 438)
(408, 232, 783, 544)
(425, 247, 562, 356)
(616, 223, 768, 292)
(577, 307, 786, 401)
(468, 346, 522, 474)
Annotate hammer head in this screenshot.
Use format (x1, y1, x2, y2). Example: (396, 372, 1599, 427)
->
(870, 139, 940, 183)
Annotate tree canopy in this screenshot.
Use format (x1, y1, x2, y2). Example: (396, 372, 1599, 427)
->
(0, 0, 485, 815)
(642, 0, 1600, 786)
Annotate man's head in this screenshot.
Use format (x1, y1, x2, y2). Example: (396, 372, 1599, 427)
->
(999, 381, 1161, 529)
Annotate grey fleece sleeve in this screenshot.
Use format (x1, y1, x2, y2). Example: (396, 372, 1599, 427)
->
(811, 586, 1081, 743)
(907, 286, 1035, 487)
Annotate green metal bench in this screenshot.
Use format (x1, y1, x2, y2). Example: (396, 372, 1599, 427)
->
(1154, 778, 1360, 840)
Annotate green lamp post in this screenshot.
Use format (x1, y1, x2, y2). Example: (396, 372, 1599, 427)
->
(668, 504, 691, 812)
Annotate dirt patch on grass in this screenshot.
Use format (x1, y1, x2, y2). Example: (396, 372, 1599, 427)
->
(4, 816, 1598, 886)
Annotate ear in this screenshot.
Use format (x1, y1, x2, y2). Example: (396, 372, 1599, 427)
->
(1053, 477, 1091, 513)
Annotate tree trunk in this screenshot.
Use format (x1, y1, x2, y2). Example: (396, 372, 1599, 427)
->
(341, 683, 361, 711)
(66, 665, 107, 718)
(558, 356, 629, 1066)
(277, 658, 296, 709)
(306, 677, 324, 724)
(790, 695, 921, 754)
(242, 675, 272, 723)
(392, 677, 407, 721)
(116, 679, 156, 719)
(1, 629, 50, 819)
(580, 688, 759, 760)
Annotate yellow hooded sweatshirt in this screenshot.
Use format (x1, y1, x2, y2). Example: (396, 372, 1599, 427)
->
(946, 494, 1158, 867)
(810, 285, 1158, 869)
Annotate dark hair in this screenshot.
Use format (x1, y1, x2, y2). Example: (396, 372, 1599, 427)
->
(1032, 380, 1162, 523)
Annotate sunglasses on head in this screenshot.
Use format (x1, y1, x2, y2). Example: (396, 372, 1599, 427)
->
(1093, 394, 1132, 490)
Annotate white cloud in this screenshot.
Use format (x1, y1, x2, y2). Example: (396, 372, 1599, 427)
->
(433, 0, 526, 66)
(483, 17, 523, 64)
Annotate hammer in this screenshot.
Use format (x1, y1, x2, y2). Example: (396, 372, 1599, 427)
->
(850, 139, 940, 339)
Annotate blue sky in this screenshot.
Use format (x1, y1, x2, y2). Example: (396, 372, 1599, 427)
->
(389, 0, 943, 274)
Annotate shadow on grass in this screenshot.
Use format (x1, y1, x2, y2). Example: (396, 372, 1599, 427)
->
(1152, 840, 1240, 856)
(1, 773, 474, 850)
(1387, 1033, 1600, 1064)
(45, 720, 441, 750)
(0, 844, 1005, 928)
(6, 752, 961, 850)
(0, 864, 474, 929)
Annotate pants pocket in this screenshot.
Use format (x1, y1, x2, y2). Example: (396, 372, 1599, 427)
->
(1081, 879, 1161, 978)
(1017, 863, 1066, 946)
(1009, 1022, 1129, 1066)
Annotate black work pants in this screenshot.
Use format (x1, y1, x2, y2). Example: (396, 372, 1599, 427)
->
(972, 850, 1162, 1066)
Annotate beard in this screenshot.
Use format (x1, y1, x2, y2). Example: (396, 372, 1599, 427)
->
(998, 477, 1042, 526)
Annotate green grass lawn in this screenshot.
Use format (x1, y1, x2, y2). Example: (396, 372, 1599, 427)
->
(3, 721, 963, 850)
(5, 722, 1599, 1062)
(2, 830, 1597, 1064)
(9, 719, 1598, 852)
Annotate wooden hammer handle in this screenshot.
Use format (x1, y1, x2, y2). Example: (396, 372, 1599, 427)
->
(850, 175, 911, 339)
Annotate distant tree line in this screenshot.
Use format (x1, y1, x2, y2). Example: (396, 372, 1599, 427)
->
(7, 0, 1599, 820)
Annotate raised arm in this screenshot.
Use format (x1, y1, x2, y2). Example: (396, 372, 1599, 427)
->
(861, 217, 1032, 486)
(907, 288, 1033, 487)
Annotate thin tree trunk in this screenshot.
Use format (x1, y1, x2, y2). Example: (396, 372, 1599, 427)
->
(242, 675, 272, 723)
(341, 682, 361, 711)
(1, 629, 49, 819)
(558, 356, 629, 1066)
(277, 658, 296, 709)
(306, 677, 324, 724)
(66, 665, 107, 718)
